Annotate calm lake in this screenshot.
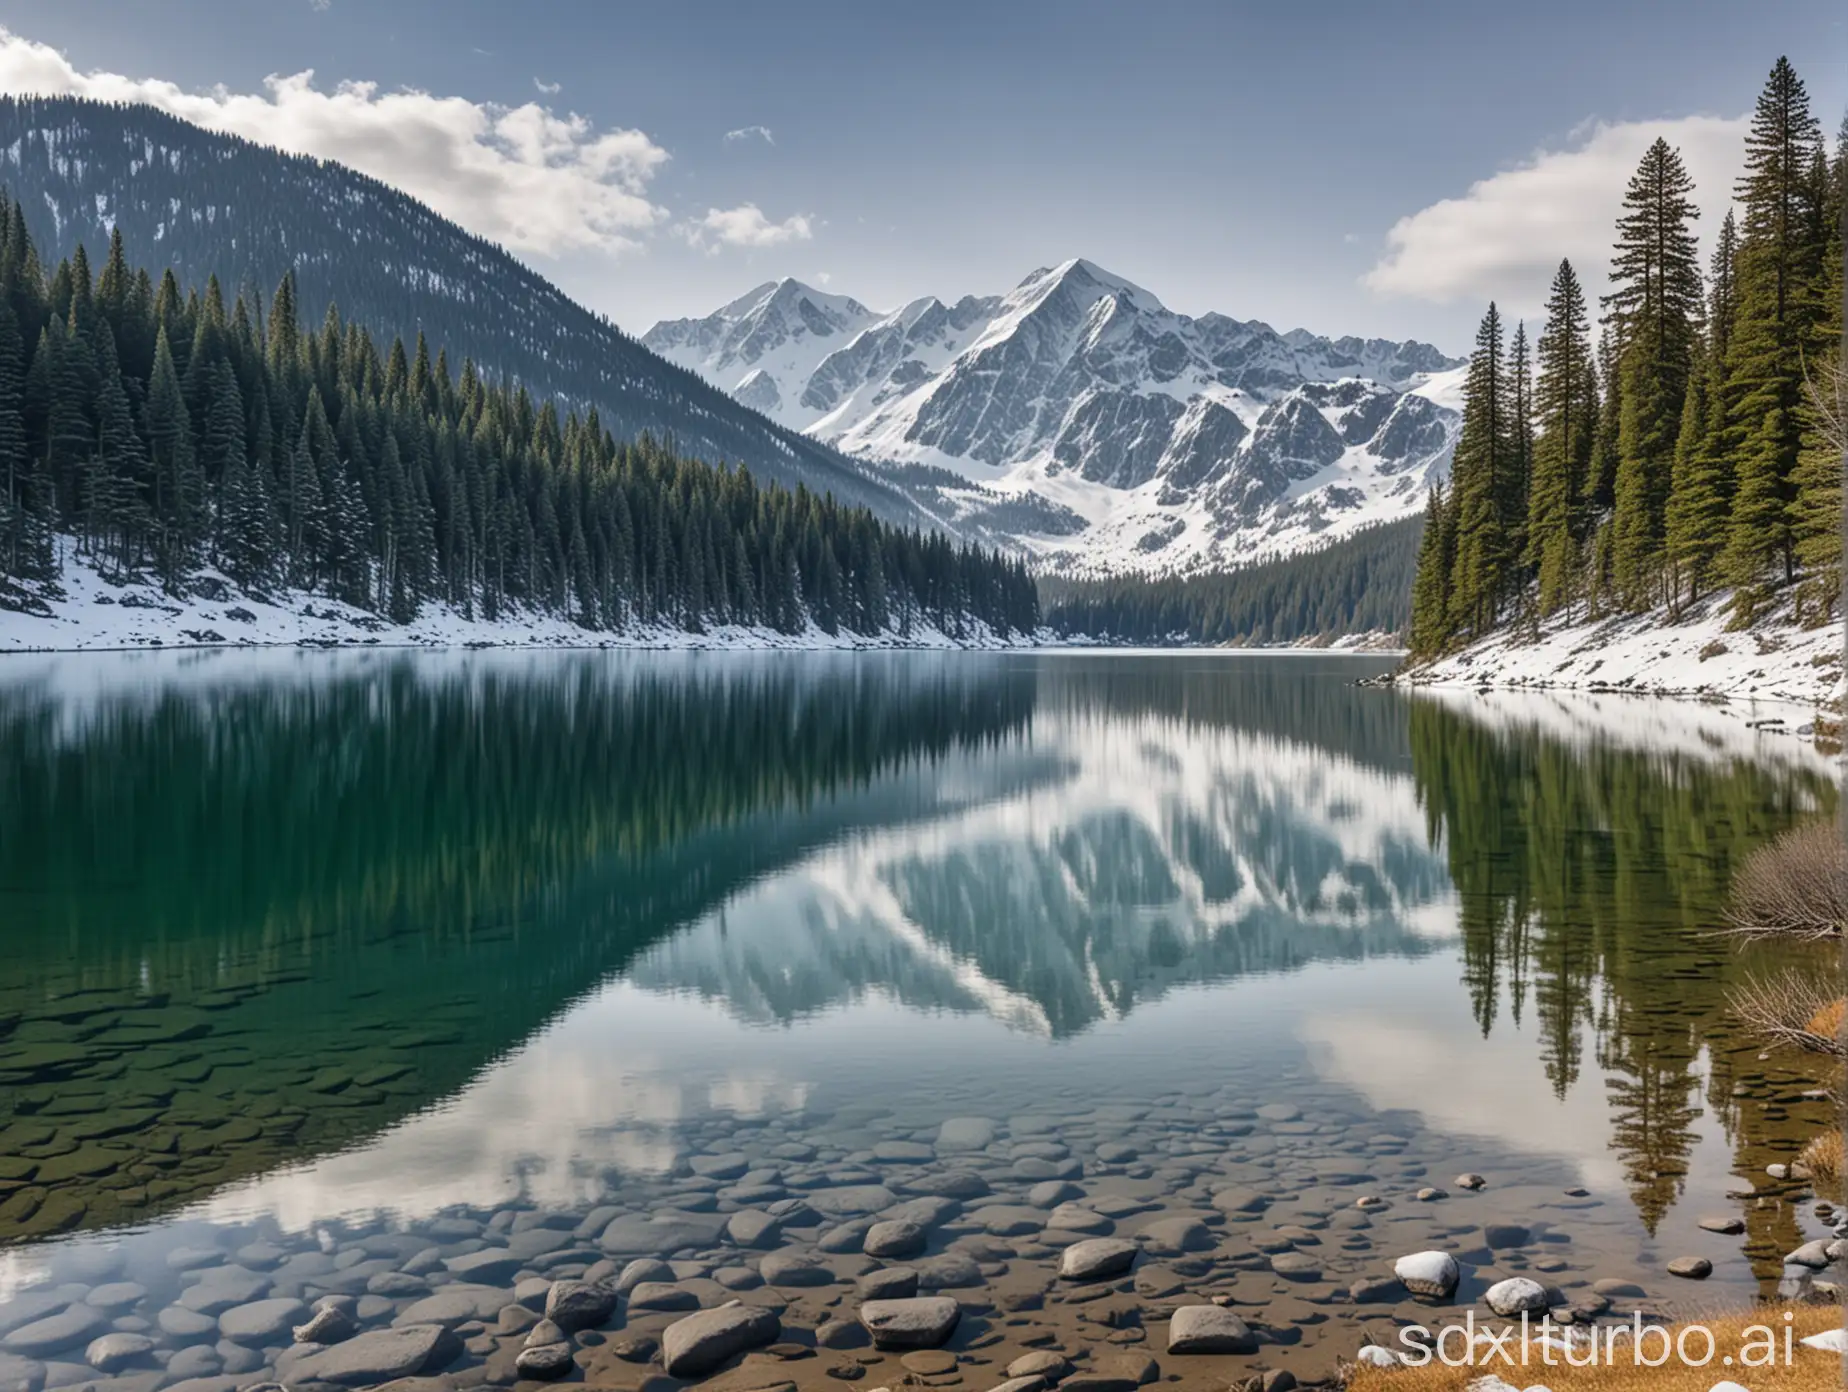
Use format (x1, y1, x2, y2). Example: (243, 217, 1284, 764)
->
(0, 649, 1836, 1385)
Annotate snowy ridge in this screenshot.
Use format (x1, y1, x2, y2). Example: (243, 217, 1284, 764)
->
(0, 540, 1040, 655)
(1395, 587, 1846, 716)
(645, 259, 1465, 577)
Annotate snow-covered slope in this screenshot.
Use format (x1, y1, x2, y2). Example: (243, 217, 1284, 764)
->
(645, 260, 1465, 576)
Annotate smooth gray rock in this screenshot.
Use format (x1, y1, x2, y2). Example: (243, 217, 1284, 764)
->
(1137, 1216, 1213, 1255)
(759, 1251, 833, 1288)
(276, 1322, 462, 1387)
(392, 1285, 510, 1328)
(3, 1308, 105, 1358)
(156, 1307, 218, 1345)
(864, 1221, 927, 1259)
(442, 1248, 523, 1284)
(916, 1253, 982, 1289)
(615, 1258, 675, 1293)
(1210, 1188, 1269, 1216)
(515, 1343, 575, 1381)
(0, 1352, 45, 1392)
(858, 1297, 960, 1350)
(599, 1211, 727, 1256)
(1059, 1238, 1138, 1282)
(1483, 1224, 1530, 1250)
(177, 1272, 271, 1316)
(217, 1298, 307, 1347)
(163, 1345, 223, 1381)
(83, 1285, 145, 1315)
(1349, 1274, 1406, 1304)
(82, 1333, 154, 1373)
(688, 1153, 750, 1180)
(1787, 1240, 1832, 1270)
(935, 1118, 998, 1152)
(724, 1210, 782, 1249)
(659, 1302, 780, 1377)
(543, 1279, 617, 1333)
(805, 1185, 897, 1218)
(857, 1268, 919, 1301)
(1166, 1305, 1257, 1355)
(1667, 1257, 1712, 1280)
(626, 1282, 699, 1311)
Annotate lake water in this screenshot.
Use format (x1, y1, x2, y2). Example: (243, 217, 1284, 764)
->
(0, 649, 1837, 1387)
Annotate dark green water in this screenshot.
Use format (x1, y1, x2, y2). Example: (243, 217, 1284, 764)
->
(0, 649, 1835, 1309)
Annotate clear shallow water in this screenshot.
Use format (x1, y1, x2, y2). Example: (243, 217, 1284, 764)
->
(0, 649, 1837, 1380)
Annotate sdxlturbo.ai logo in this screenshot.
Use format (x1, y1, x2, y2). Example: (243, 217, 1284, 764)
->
(1395, 1312, 1800, 1368)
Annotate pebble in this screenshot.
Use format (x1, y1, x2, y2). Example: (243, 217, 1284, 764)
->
(82, 1332, 154, 1373)
(217, 1298, 308, 1346)
(726, 1209, 783, 1249)
(514, 1343, 575, 1380)
(615, 1257, 674, 1292)
(857, 1268, 919, 1301)
(1166, 1305, 1257, 1354)
(659, 1302, 781, 1377)
(864, 1220, 928, 1259)
(1058, 1239, 1138, 1282)
(761, 1251, 834, 1287)
(626, 1281, 700, 1311)
(1455, 1174, 1487, 1190)
(1009, 1352, 1072, 1380)
(858, 1297, 961, 1350)
(1667, 1257, 1712, 1280)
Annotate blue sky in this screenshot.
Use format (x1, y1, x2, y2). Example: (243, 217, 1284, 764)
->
(0, 0, 1842, 351)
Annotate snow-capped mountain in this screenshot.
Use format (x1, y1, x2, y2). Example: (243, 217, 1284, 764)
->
(645, 259, 1466, 575)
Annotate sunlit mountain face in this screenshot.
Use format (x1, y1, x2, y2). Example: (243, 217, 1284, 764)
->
(0, 650, 1836, 1320)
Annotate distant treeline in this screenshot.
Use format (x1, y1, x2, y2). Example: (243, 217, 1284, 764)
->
(1043, 517, 1419, 645)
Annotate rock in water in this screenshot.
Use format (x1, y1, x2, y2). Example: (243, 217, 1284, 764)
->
(83, 1332, 155, 1373)
(864, 1220, 928, 1259)
(1058, 1238, 1138, 1282)
(544, 1279, 618, 1333)
(857, 1267, 919, 1301)
(1166, 1306, 1257, 1354)
(219, 1297, 310, 1346)
(660, 1302, 781, 1377)
(1667, 1257, 1712, 1279)
(1392, 1251, 1460, 1299)
(276, 1323, 462, 1386)
(858, 1297, 961, 1350)
(1484, 1278, 1548, 1317)
(515, 1343, 575, 1381)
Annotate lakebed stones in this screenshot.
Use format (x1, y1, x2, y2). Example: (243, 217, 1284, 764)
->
(626, 1281, 700, 1311)
(1699, 1216, 1745, 1235)
(218, 1297, 309, 1346)
(660, 1301, 781, 1377)
(276, 1322, 462, 1387)
(1166, 1305, 1257, 1355)
(83, 1332, 155, 1373)
(858, 1296, 961, 1350)
(515, 1342, 575, 1381)
(935, 1117, 1000, 1152)
(1059, 1238, 1138, 1282)
(857, 1267, 919, 1301)
(1484, 1277, 1549, 1317)
(726, 1208, 783, 1249)
(864, 1219, 928, 1259)
(1667, 1257, 1713, 1280)
(543, 1278, 618, 1333)
(1393, 1250, 1460, 1299)
(394, 1284, 510, 1328)
(4, 1305, 105, 1357)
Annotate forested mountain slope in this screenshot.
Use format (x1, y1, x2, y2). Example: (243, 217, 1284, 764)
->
(0, 95, 921, 524)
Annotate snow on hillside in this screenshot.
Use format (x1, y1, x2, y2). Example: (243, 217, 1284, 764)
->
(645, 260, 1464, 577)
(0, 544, 1037, 655)
(1395, 587, 1846, 715)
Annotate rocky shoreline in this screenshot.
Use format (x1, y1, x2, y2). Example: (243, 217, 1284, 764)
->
(2, 1097, 1840, 1392)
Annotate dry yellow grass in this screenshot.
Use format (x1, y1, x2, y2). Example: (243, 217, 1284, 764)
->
(1799, 1130, 1843, 1194)
(1804, 998, 1845, 1040)
(1345, 1304, 1845, 1392)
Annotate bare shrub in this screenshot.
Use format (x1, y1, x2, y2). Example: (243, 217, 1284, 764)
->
(1728, 969, 1845, 1055)
(1800, 1129, 1843, 1195)
(1725, 820, 1848, 939)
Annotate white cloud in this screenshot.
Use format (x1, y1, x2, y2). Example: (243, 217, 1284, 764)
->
(723, 125, 775, 146)
(0, 26, 669, 259)
(533, 77, 561, 96)
(1364, 114, 1749, 317)
(681, 203, 814, 253)
(309, 0, 331, 10)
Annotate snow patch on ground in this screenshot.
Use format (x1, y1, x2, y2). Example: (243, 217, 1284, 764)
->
(1398, 588, 1845, 713)
(0, 544, 1040, 655)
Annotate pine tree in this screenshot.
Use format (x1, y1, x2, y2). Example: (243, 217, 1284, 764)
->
(1722, 57, 1827, 598)
(1664, 339, 1730, 606)
(1606, 138, 1703, 609)
(1527, 260, 1598, 618)
(1409, 485, 1456, 656)
(1446, 303, 1513, 637)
